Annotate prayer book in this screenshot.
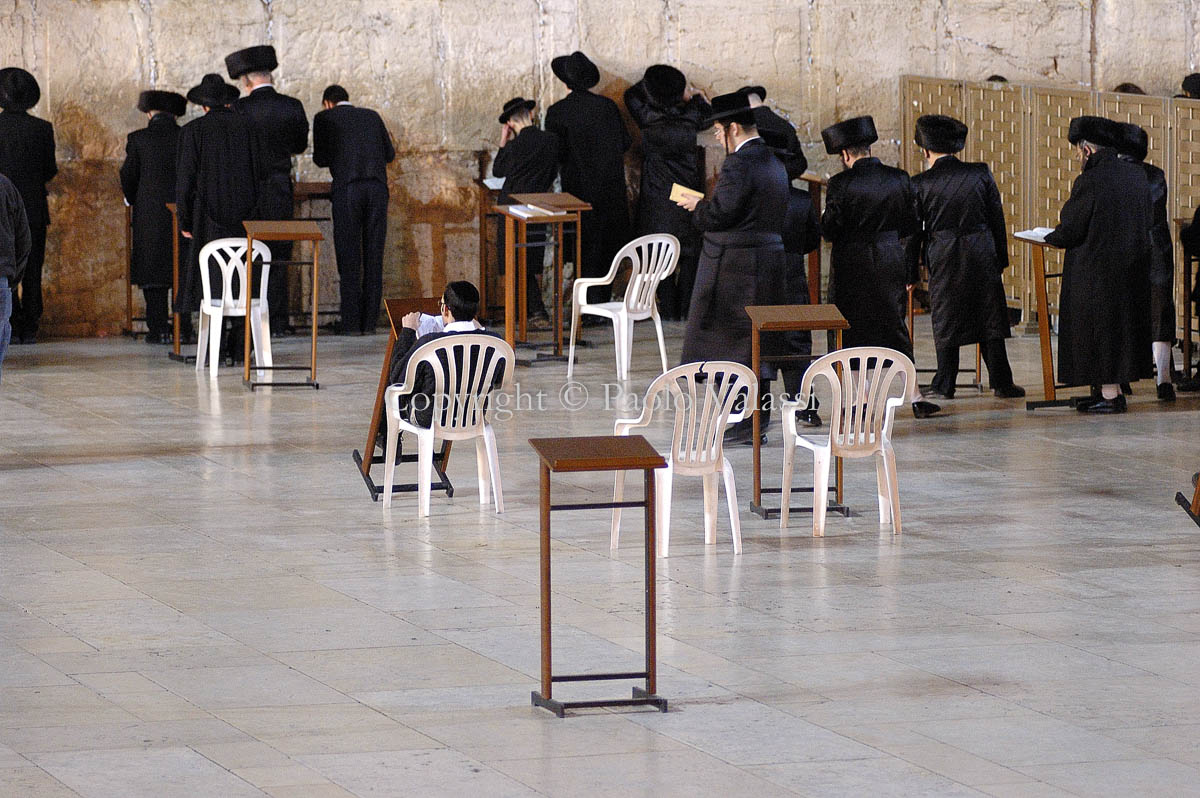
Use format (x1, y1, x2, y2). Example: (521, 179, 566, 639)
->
(1015, 227, 1054, 243)
(670, 183, 704, 203)
(482, 176, 505, 190)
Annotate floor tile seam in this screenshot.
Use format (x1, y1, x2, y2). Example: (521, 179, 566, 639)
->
(3, 764, 85, 797)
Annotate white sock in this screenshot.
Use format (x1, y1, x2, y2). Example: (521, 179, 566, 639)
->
(1153, 341, 1172, 385)
(1101, 384, 1119, 400)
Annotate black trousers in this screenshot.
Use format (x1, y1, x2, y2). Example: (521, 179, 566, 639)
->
(932, 338, 1015, 394)
(142, 285, 170, 337)
(567, 208, 628, 304)
(332, 180, 389, 333)
(11, 220, 46, 337)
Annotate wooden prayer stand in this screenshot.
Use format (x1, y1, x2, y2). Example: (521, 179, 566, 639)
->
(1013, 233, 1089, 410)
(1174, 218, 1196, 380)
(164, 202, 194, 363)
(120, 205, 146, 339)
(528, 435, 668, 717)
(906, 283, 982, 391)
(352, 297, 455, 502)
(746, 304, 850, 520)
(474, 174, 503, 320)
(493, 192, 591, 366)
(242, 220, 324, 390)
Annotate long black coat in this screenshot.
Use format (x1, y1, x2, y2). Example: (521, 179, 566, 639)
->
(681, 138, 789, 372)
(822, 157, 919, 357)
(0, 109, 56, 229)
(1045, 148, 1153, 386)
(312, 103, 395, 189)
(234, 86, 308, 219)
(175, 107, 264, 310)
(1137, 160, 1173, 286)
(120, 113, 182, 287)
(908, 155, 1011, 349)
(492, 125, 559, 196)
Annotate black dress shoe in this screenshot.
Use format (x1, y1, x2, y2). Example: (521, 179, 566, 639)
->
(796, 408, 822, 427)
(723, 418, 766, 446)
(912, 400, 941, 418)
(1158, 382, 1177, 402)
(993, 384, 1026, 398)
(1178, 377, 1200, 392)
(1077, 394, 1127, 414)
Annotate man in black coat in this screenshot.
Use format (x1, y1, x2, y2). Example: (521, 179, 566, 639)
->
(675, 91, 789, 443)
(492, 96, 559, 326)
(741, 85, 808, 179)
(0, 67, 56, 345)
(313, 84, 395, 335)
(821, 115, 938, 418)
(1045, 116, 1153, 414)
(1116, 122, 1176, 402)
(626, 66, 710, 319)
(120, 90, 187, 344)
(545, 51, 631, 304)
(226, 46, 308, 335)
(175, 74, 264, 351)
(907, 114, 1024, 400)
(0, 173, 30, 381)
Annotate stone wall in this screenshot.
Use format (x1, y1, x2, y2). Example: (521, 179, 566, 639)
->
(4, 0, 1199, 336)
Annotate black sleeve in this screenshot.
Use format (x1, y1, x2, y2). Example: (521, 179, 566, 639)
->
(1044, 174, 1094, 250)
(821, 180, 844, 242)
(381, 114, 395, 164)
(42, 123, 58, 183)
(311, 112, 331, 168)
(544, 107, 569, 168)
(624, 83, 663, 129)
(174, 126, 198, 233)
(982, 171, 1010, 270)
(804, 192, 821, 254)
(119, 135, 140, 203)
(692, 155, 749, 231)
(287, 100, 309, 155)
(492, 138, 517, 178)
(12, 186, 30, 282)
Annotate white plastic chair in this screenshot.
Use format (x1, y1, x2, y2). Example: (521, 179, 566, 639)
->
(195, 238, 273, 378)
(780, 347, 918, 537)
(611, 361, 757, 556)
(567, 234, 679, 381)
(381, 333, 514, 517)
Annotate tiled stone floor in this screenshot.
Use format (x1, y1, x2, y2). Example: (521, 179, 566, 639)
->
(2, 319, 1200, 797)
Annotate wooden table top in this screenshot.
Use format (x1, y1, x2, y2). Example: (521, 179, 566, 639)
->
(508, 192, 593, 212)
(529, 435, 666, 473)
(243, 220, 325, 241)
(745, 304, 849, 332)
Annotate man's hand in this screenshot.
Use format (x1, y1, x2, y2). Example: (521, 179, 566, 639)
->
(499, 123, 512, 147)
(182, 231, 193, 239)
(402, 311, 422, 330)
(675, 194, 700, 212)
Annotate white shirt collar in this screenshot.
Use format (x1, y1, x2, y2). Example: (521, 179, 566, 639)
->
(251, 83, 274, 92)
(444, 320, 478, 333)
(734, 135, 762, 153)
(336, 101, 352, 106)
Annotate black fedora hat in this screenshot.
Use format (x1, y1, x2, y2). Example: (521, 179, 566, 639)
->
(821, 116, 877, 154)
(703, 90, 756, 127)
(643, 64, 686, 106)
(187, 74, 239, 107)
(137, 90, 187, 117)
(738, 84, 767, 101)
(1116, 122, 1149, 161)
(914, 114, 968, 154)
(499, 96, 536, 124)
(551, 51, 600, 91)
(0, 67, 40, 111)
(760, 127, 809, 179)
(1067, 115, 1119, 147)
(225, 45, 278, 80)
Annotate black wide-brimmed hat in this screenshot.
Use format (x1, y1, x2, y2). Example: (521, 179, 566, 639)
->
(551, 51, 600, 91)
(1116, 122, 1149, 161)
(703, 90, 756, 127)
(0, 67, 40, 110)
(225, 45, 278, 80)
(738, 84, 767, 101)
(187, 73, 239, 107)
(914, 114, 968, 154)
(821, 116, 877, 154)
(1184, 73, 1200, 97)
(1067, 115, 1119, 147)
(760, 127, 809, 179)
(137, 90, 187, 117)
(643, 65, 686, 106)
(498, 96, 536, 124)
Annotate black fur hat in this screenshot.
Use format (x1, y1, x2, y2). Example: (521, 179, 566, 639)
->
(1183, 73, 1200, 98)
(821, 116, 877, 154)
(1067, 115, 1119, 147)
(0, 67, 40, 111)
(914, 114, 968, 154)
(1116, 122, 1149, 161)
(225, 45, 278, 80)
(137, 90, 187, 117)
(643, 65, 686, 106)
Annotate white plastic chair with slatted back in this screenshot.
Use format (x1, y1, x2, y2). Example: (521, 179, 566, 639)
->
(567, 234, 679, 381)
(780, 346, 918, 537)
(381, 333, 514, 517)
(195, 238, 273, 378)
(610, 360, 758, 556)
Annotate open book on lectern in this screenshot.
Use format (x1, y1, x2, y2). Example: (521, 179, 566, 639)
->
(1014, 227, 1054, 243)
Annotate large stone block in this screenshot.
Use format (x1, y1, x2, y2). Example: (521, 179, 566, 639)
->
(1094, 0, 1189, 96)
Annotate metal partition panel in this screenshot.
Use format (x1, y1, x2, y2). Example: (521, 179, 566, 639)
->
(1174, 98, 1200, 339)
(965, 81, 1029, 313)
(900, 76, 964, 174)
(1030, 87, 1096, 316)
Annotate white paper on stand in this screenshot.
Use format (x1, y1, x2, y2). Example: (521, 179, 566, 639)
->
(1014, 227, 1054, 243)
